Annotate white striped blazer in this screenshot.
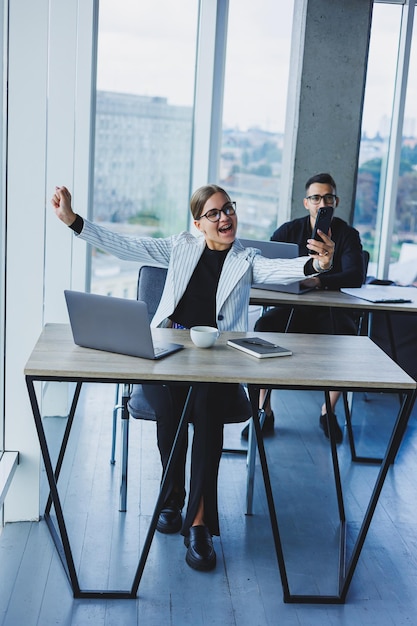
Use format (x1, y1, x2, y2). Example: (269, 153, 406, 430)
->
(77, 220, 311, 332)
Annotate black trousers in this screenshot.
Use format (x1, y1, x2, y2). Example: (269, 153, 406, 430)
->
(142, 383, 225, 537)
(254, 304, 358, 335)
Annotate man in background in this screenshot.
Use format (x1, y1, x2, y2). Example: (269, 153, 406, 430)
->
(242, 172, 364, 443)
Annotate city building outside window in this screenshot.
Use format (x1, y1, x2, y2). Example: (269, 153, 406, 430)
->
(91, 0, 198, 296)
(91, 0, 295, 296)
(219, 0, 294, 241)
(91, 1, 417, 294)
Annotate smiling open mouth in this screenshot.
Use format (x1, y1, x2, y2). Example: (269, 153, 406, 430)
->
(219, 223, 232, 233)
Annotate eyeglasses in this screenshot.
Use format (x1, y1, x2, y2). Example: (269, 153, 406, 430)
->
(305, 194, 337, 205)
(198, 201, 236, 222)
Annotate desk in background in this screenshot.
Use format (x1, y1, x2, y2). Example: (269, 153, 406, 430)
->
(250, 284, 417, 314)
(250, 284, 417, 457)
(25, 324, 416, 603)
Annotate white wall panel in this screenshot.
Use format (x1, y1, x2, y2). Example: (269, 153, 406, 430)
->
(5, 0, 95, 521)
(44, 0, 95, 323)
(5, 0, 49, 521)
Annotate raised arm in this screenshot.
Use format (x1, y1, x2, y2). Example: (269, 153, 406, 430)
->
(51, 185, 175, 267)
(51, 186, 77, 226)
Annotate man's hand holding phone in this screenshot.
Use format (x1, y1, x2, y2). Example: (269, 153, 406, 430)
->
(306, 205, 335, 271)
(307, 229, 335, 271)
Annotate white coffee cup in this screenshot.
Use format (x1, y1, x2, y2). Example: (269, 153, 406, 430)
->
(190, 326, 220, 348)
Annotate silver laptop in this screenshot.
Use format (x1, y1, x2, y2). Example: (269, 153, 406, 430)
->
(240, 238, 314, 294)
(239, 238, 299, 259)
(64, 290, 184, 360)
(252, 279, 314, 295)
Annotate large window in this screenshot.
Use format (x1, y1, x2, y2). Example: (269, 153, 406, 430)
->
(91, 0, 416, 291)
(219, 0, 294, 240)
(393, 1, 417, 283)
(355, 1, 417, 285)
(91, 0, 294, 295)
(92, 0, 198, 296)
(0, 0, 7, 460)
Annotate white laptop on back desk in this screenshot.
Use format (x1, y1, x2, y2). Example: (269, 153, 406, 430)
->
(64, 290, 184, 360)
(341, 285, 414, 303)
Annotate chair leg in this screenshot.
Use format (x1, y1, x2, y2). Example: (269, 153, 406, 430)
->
(246, 419, 256, 515)
(119, 384, 131, 512)
(245, 389, 271, 515)
(110, 383, 120, 465)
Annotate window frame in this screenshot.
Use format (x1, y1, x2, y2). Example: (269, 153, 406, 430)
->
(375, 0, 415, 278)
(0, 0, 8, 461)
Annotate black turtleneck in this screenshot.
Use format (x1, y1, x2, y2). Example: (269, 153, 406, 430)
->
(171, 245, 229, 328)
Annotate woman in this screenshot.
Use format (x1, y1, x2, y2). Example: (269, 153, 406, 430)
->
(52, 184, 334, 572)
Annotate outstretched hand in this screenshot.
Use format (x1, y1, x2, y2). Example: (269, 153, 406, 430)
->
(51, 186, 77, 226)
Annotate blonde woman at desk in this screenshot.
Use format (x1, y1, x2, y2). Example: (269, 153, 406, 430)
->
(52, 183, 334, 573)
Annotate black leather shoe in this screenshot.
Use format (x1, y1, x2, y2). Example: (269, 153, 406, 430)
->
(184, 525, 216, 571)
(319, 413, 343, 444)
(156, 498, 183, 534)
(241, 410, 275, 440)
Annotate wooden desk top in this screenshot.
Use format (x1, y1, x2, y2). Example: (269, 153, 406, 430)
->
(250, 285, 417, 313)
(24, 324, 415, 392)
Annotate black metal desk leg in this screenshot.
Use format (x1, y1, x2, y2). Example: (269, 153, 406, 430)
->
(245, 385, 414, 604)
(26, 377, 82, 596)
(27, 378, 197, 599)
(324, 391, 346, 524)
(131, 385, 194, 596)
(247, 385, 291, 601)
(340, 389, 416, 600)
(45, 382, 83, 516)
(245, 388, 272, 516)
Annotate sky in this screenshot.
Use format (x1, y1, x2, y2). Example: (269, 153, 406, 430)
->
(96, 1, 416, 138)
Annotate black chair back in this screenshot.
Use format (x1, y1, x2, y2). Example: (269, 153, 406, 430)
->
(362, 250, 370, 283)
(136, 265, 168, 322)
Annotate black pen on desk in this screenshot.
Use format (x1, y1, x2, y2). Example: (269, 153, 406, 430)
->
(243, 339, 279, 347)
(376, 298, 412, 303)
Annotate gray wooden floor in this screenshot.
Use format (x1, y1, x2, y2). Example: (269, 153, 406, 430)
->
(1, 383, 417, 626)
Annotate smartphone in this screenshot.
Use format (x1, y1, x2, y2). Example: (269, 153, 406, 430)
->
(310, 206, 334, 254)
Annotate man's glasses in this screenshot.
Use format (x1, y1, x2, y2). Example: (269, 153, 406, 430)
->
(198, 201, 237, 222)
(305, 194, 337, 205)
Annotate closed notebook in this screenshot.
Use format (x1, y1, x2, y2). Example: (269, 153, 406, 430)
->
(227, 337, 292, 359)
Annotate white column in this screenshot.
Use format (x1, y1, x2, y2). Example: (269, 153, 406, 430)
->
(280, 0, 373, 226)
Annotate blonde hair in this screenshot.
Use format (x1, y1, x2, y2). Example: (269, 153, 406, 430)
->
(190, 184, 231, 220)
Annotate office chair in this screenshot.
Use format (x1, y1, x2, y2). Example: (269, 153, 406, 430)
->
(111, 265, 256, 513)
